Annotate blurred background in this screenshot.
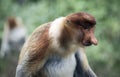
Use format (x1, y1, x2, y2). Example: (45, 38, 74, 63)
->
(0, 0, 120, 77)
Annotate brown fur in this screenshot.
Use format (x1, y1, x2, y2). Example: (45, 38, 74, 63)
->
(18, 23, 51, 75)
(19, 23, 51, 63)
(28, 27, 50, 74)
(28, 25, 50, 62)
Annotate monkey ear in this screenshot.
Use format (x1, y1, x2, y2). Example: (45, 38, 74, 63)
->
(66, 19, 71, 25)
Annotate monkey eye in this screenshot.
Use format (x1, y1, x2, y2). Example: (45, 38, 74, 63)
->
(82, 22, 94, 29)
(82, 24, 91, 29)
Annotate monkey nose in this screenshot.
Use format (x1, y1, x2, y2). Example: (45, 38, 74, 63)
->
(91, 37, 98, 45)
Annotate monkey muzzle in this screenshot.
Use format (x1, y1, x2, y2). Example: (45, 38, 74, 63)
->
(82, 36, 98, 46)
(83, 41, 92, 46)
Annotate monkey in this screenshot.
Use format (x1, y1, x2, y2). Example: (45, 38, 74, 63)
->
(0, 17, 27, 58)
(15, 12, 98, 77)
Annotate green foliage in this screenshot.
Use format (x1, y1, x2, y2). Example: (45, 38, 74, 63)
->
(0, 0, 120, 77)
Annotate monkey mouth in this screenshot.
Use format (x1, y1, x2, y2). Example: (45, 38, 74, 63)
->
(82, 42, 92, 46)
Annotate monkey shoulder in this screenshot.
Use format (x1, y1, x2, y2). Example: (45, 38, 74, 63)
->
(18, 22, 51, 64)
(22, 22, 51, 47)
(30, 22, 51, 40)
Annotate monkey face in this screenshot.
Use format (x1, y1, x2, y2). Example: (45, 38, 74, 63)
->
(66, 12, 98, 46)
(81, 27, 98, 46)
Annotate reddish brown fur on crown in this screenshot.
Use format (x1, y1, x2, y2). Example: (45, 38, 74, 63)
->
(66, 12, 96, 28)
(7, 17, 17, 30)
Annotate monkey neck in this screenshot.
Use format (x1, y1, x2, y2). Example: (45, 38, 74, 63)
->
(49, 17, 77, 56)
(56, 24, 79, 57)
(59, 25, 72, 49)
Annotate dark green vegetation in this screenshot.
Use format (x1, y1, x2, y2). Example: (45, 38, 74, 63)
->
(0, 0, 120, 77)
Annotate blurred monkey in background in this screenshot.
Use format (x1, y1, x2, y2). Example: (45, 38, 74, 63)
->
(0, 17, 27, 58)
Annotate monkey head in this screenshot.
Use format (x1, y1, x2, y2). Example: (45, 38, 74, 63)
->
(66, 12, 98, 47)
